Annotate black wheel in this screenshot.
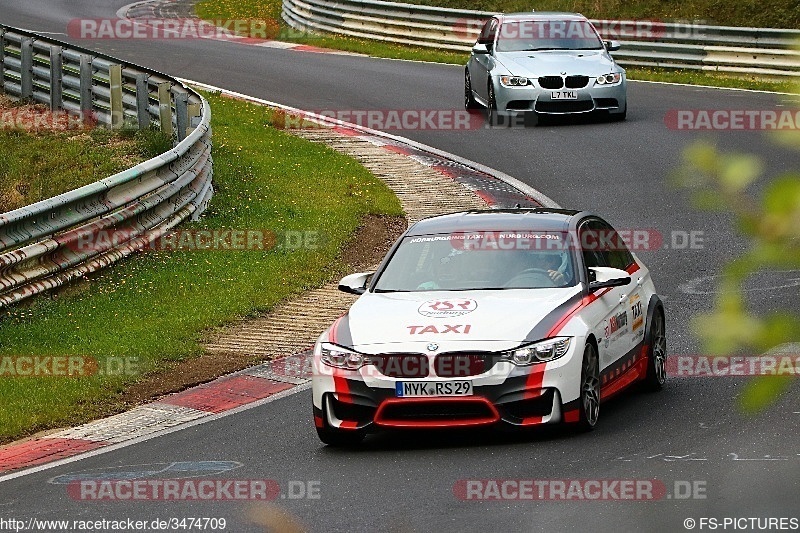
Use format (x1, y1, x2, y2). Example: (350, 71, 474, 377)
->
(642, 308, 667, 391)
(577, 343, 600, 431)
(464, 69, 480, 110)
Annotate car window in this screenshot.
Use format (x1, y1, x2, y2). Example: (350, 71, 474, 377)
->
(579, 220, 635, 273)
(478, 18, 498, 45)
(601, 222, 635, 270)
(496, 19, 604, 52)
(579, 221, 609, 270)
(373, 232, 576, 292)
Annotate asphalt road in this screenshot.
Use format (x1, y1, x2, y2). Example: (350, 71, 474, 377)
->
(0, 1, 798, 531)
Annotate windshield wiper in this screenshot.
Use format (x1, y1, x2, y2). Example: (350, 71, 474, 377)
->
(373, 288, 408, 293)
(521, 47, 601, 52)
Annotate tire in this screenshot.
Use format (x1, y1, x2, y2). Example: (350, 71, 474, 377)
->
(464, 70, 480, 110)
(576, 342, 600, 431)
(642, 307, 667, 391)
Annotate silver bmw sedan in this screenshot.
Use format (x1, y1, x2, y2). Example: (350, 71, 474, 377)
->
(466, 12, 627, 124)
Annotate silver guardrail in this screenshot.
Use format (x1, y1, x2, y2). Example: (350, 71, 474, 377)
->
(0, 23, 213, 308)
(282, 0, 800, 77)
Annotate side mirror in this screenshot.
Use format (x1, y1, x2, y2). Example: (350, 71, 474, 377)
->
(472, 43, 489, 55)
(604, 40, 621, 51)
(338, 272, 374, 295)
(587, 267, 630, 291)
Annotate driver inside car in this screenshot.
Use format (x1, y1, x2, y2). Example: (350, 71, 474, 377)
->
(536, 252, 568, 285)
(508, 251, 569, 287)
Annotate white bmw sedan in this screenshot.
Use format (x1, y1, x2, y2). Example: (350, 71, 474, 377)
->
(311, 209, 665, 445)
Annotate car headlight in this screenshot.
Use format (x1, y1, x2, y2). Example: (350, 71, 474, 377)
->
(319, 343, 371, 370)
(500, 76, 530, 87)
(500, 338, 571, 366)
(595, 73, 622, 85)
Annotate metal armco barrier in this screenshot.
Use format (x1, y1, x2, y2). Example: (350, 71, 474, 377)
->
(282, 0, 800, 76)
(0, 23, 213, 308)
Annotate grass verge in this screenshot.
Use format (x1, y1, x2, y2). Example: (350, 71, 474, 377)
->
(0, 91, 402, 443)
(196, 0, 798, 94)
(0, 96, 171, 212)
(399, 0, 800, 29)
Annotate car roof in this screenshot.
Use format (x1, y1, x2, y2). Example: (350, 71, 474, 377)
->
(405, 209, 587, 236)
(497, 12, 589, 23)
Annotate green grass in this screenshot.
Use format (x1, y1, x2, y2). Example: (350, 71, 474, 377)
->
(625, 67, 797, 93)
(0, 92, 402, 443)
(196, 0, 798, 93)
(400, 0, 800, 29)
(0, 102, 170, 213)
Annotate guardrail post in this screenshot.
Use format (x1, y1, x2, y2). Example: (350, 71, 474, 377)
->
(20, 37, 33, 99)
(79, 54, 93, 113)
(135, 73, 150, 130)
(109, 64, 123, 129)
(175, 92, 188, 142)
(49, 45, 63, 111)
(0, 28, 6, 92)
(158, 82, 173, 138)
(188, 102, 201, 128)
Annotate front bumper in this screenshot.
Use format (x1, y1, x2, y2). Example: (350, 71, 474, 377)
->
(312, 340, 585, 432)
(494, 77, 626, 115)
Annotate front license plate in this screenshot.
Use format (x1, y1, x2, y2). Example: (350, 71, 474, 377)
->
(396, 381, 473, 397)
(552, 91, 577, 99)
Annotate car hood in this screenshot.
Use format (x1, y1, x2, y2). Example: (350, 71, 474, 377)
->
(496, 50, 617, 77)
(332, 287, 584, 353)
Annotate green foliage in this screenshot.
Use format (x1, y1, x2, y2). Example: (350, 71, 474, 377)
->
(674, 78, 800, 412)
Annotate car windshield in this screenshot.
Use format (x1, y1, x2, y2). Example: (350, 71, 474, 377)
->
(373, 231, 576, 292)
(496, 19, 603, 52)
